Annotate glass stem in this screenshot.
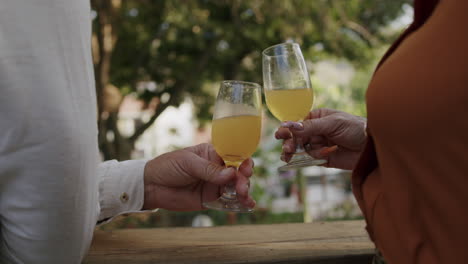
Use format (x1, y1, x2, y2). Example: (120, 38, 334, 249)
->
(294, 135, 306, 154)
(222, 166, 238, 200)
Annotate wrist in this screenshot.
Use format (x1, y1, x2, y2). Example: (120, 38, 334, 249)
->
(362, 118, 368, 138)
(142, 160, 159, 210)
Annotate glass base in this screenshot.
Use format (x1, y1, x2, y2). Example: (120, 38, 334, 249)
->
(278, 152, 326, 172)
(203, 195, 253, 213)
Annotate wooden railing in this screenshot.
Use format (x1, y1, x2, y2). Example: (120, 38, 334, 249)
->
(84, 220, 373, 264)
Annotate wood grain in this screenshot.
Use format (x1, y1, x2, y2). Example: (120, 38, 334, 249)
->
(84, 221, 374, 264)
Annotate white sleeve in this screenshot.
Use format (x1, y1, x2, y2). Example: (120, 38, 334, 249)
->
(97, 159, 149, 222)
(0, 1, 105, 262)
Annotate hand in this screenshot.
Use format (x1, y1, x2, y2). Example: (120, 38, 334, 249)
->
(275, 108, 367, 170)
(142, 143, 255, 211)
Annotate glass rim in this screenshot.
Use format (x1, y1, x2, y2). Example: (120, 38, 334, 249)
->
(221, 80, 262, 89)
(262, 42, 300, 57)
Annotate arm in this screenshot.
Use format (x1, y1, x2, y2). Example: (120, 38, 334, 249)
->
(275, 108, 367, 170)
(97, 143, 255, 222)
(97, 159, 147, 222)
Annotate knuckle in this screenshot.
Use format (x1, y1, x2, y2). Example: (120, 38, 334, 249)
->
(204, 162, 221, 181)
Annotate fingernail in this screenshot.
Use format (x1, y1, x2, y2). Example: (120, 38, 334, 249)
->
(291, 122, 304, 130)
(280, 121, 292, 128)
(281, 121, 303, 130)
(280, 154, 286, 161)
(329, 145, 338, 152)
(220, 167, 234, 178)
(319, 145, 338, 156)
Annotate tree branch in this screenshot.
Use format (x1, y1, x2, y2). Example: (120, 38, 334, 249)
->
(333, 2, 378, 46)
(128, 36, 220, 143)
(128, 99, 171, 142)
(344, 20, 378, 46)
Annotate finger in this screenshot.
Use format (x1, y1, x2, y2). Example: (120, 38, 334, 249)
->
(187, 155, 236, 185)
(281, 152, 293, 163)
(236, 172, 250, 198)
(275, 127, 292, 140)
(291, 117, 335, 141)
(307, 142, 327, 150)
(281, 120, 335, 150)
(307, 145, 338, 159)
(309, 135, 327, 144)
(206, 144, 225, 165)
(320, 145, 338, 156)
(235, 181, 256, 209)
(280, 121, 304, 130)
(282, 138, 295, 154)
(306, 108, 340, 119)
(239, 196, 256, 209)
(238, 158, 254, 178)
(201, 183, 223, 206)
(186, 143, 224, 164)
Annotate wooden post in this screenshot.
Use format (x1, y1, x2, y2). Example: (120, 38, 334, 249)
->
(298, 169, 312, 223)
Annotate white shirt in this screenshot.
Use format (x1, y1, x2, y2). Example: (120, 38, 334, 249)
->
(0, 0, 146, 263)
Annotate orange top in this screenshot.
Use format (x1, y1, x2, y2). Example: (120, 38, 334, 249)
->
(353, 0, 468, 263)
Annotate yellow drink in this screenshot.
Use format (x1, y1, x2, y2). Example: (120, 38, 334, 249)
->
(265, 88, 313, 121)
(212, 115, 261, 167)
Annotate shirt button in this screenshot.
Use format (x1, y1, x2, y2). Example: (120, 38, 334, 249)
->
(120, 192, 129, 203)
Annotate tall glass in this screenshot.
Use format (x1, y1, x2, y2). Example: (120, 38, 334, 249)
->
(263, 43, 326, 171)
(203, 80, 262, 212)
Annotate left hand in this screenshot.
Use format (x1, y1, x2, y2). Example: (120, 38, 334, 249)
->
(142, 143, 255, 211)
(275, 108, 367, 170)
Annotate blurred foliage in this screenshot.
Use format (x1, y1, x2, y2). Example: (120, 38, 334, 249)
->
(312, 47, 389, 117)
(109, 0, 410, 119)
(92, 0, 410, 160)
(99, 210, 304, 230)
(324, 200, 364, 221)
(93, 0, 413, 227)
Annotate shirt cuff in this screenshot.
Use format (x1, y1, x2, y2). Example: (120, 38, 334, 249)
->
(97, 159, 147, 222)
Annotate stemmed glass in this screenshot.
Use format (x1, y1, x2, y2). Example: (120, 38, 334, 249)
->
(262, 42, 326, 171)
(203, 80, 262, 212)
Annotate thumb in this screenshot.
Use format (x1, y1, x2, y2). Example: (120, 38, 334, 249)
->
(186, 155, 236, 185)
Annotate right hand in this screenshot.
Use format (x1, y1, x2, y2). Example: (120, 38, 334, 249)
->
(275, 108, 367, 170)
(142, 143, 255, 211)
